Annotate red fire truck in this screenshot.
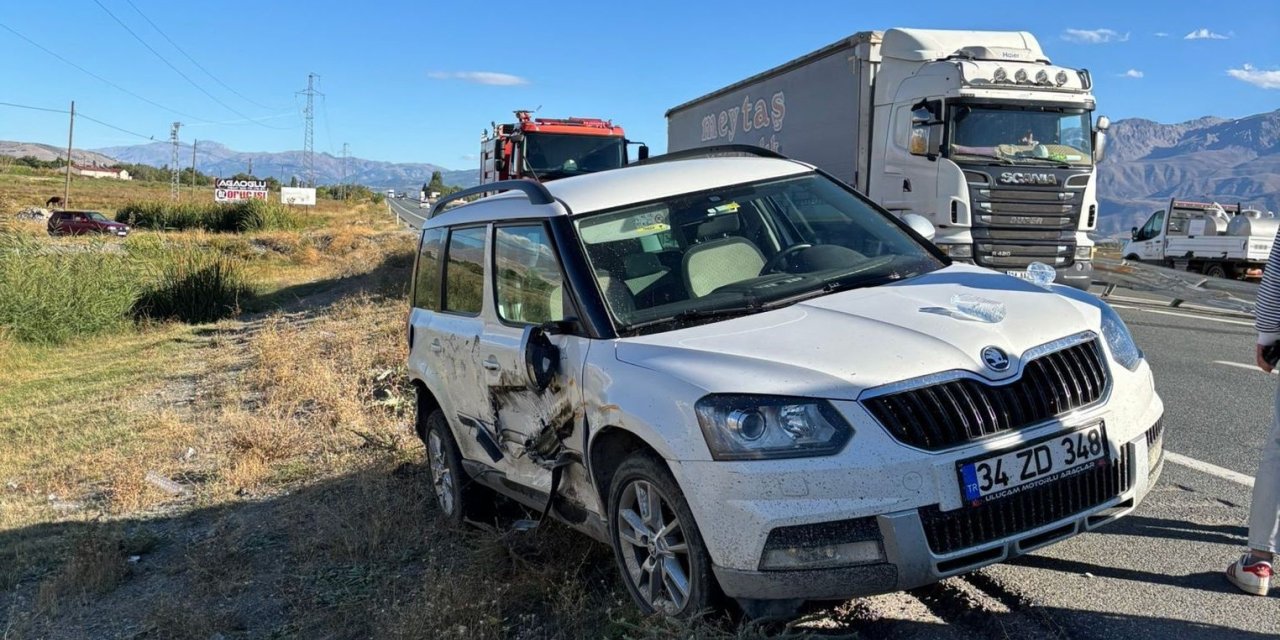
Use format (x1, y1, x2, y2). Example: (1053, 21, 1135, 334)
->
(480, 110, 646, 184)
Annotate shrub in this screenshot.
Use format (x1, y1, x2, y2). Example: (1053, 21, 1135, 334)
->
(116, 200, 301, 233)
(0, 234, 140, 344)
(133, 244, 253, 323)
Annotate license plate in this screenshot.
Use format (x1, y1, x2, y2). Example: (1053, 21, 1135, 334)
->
(958, 423, 1109, 506)
(1005, 270, 1032, 280)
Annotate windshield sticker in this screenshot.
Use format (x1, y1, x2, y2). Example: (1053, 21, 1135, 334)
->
(707, 202, 741, 215)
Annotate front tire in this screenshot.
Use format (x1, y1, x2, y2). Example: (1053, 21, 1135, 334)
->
(608, 454, 716, 618)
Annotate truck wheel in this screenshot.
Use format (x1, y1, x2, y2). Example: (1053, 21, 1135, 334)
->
(422, 409, 493, 525)
(1205, 264, 1230, 279)
(608, 454, 716, 618)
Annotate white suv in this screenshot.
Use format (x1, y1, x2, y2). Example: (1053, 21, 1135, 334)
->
(406, 148, 1164, 619)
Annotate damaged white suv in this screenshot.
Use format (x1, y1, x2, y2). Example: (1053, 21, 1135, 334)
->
(406, 148, 1164, 619)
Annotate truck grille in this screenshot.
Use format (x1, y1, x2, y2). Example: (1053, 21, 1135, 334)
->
(862, 339, 1109, 451)
(969, 182, 1084, 270)
(920, 445, 1132, 555)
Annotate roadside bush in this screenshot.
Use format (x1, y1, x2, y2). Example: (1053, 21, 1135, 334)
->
(133, 244, 253, 323)
(116, 199, 302, 233)
(0, 233, 139, 344)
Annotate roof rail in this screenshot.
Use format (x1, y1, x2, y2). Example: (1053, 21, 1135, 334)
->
(632, 144, 789, 167)
(427, 179, 555, 219)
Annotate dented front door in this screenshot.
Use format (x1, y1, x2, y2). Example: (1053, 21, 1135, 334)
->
(479, 223, 590, 505)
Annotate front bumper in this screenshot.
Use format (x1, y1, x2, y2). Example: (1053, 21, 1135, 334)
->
(1055, 260, 1093, 291)
(709, 417, 1164, 600)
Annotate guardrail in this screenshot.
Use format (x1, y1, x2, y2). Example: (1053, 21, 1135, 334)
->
(387, 199, 427, 230)
(1093, 257, 1258, 316)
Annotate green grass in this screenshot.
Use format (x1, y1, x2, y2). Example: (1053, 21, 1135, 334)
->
(116, 199, 303, 233)
(133, 246, 253, 323)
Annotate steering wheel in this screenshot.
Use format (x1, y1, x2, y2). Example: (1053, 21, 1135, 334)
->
(760, 243, 813, 274)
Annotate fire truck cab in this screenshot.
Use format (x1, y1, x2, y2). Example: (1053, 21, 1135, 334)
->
(480, 110, 643, 184)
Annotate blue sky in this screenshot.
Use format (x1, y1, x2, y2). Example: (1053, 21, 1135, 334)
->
(1, 0, 1277, 170)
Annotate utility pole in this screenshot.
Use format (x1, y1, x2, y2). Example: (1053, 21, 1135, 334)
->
(169, 122, 182, 201)
(190, 139, 198, 197)
(63, 100, 75, 206)
(247, 158, 253, 176)
(296, 73, 322, 187)
(340, 142, 349, 200)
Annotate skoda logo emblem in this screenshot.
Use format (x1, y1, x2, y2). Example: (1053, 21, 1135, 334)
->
(982, 346, 1011, 372)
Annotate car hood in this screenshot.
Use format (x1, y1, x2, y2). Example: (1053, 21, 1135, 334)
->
(613, 264, 1104, 401)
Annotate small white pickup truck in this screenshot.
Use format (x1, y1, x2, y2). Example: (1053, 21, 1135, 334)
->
(1123, 199, 1276, 280)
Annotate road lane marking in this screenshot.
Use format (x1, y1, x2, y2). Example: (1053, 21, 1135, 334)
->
(1165, 451, 1256, 488)
(1110, 304, 1254, 327)
(1213, 360, 1278, 375)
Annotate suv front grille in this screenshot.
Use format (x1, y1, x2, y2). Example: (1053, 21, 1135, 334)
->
(862, 339, 1109, 451)
(920, 444, 1132, 554)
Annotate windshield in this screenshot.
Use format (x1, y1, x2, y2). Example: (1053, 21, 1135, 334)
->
(574, 174, 944, 333)
(949, 105, 1092, 166)
(523, 133, 624, 179)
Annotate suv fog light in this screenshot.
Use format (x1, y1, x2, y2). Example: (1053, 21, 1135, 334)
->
(942, 244, 973, 259)
(1074, 245, 1093, 260)
(760, 540, 886, 570)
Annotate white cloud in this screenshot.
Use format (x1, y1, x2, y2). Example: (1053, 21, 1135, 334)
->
(1227, 64, 1280, 89)
(427, 71, 530, 86)
(1062, 28, 1129, 44)
(1184, 28, 1229, 40)
(1119, 69, 1144, 78)
(1153, 32, 1169, 37)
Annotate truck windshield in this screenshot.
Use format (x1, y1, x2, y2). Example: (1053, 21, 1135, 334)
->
(523, 133, 625, 180)
(574, 173, 944, 334)
(948, 105, 1093, 166)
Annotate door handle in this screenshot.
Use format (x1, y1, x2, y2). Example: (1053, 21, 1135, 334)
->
(482, 356, 501, 371)
(429, 339, 443, 353)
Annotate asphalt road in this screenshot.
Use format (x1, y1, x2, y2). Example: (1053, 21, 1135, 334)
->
(382, 198, 1276, 634)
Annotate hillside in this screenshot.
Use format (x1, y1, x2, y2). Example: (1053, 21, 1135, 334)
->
(92, 141, 477, 192)
(0, 141, 119, 167)
(1098, 109, 1280, 236)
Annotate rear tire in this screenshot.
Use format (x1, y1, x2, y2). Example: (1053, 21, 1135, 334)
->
(608, 454, 717, 618)
(1205, 263, 1230, 279)
(422, 409, 493, 525)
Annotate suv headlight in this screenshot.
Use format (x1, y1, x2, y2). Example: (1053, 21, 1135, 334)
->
(1049, 284, 1143, 371)
(696, 395, 852, 460)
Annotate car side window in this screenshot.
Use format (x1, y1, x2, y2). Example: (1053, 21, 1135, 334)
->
(443, 226, 486, 315)
(493, 223, 568, 325)
(413, 228, 445, 311)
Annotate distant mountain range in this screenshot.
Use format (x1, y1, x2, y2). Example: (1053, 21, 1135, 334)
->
(1098, 109, 1280, 237)
(92, 141, 478, 192)
(0, 141, 118, 167)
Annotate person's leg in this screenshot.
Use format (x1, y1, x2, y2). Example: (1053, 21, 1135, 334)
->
(1245, 384, 1280, 560)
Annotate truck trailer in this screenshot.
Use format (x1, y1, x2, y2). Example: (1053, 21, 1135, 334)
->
(1122, 199, 1276, 280)
(666, 28, 1111, 289)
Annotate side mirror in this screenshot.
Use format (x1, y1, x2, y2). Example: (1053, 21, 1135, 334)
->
(1092, 115, 1110, 164)
(909, 123, 944, 160)
(1130, 226, 1139, 240)
(520, 324, 560, 393)
(638, 145, 650, 161)
(902, 213, 936, 242)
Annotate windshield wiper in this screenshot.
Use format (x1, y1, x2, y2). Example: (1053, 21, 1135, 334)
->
(625, 301, 765, 332)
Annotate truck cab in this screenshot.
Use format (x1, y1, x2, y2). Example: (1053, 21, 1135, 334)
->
(868, 29, 1107, 290)
(481, 111, 642, 184)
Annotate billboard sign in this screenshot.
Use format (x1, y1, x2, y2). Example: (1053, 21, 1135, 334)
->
(280, 187, 317, 206)
(214, 178, 269, 203)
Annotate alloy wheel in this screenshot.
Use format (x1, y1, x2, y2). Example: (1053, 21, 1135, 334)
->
(616, 479, 693, 614)
(427, 431, 455, 516)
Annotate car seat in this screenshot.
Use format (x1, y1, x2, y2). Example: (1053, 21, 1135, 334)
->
(681, 215, 765, 297)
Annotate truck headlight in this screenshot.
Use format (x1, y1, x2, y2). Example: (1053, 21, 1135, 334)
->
(696, 395, 852, 460)
(941, 244, 973, 259)
(1049, 285, 1144, 371)
(1074, 245, 1093, 260)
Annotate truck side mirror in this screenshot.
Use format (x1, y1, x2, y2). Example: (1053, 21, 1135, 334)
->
(638, 145, 649, 161)
(1092, 115, 1110, 164)
(909, 123, 944, 160)
(1130, 226, 1139, 240)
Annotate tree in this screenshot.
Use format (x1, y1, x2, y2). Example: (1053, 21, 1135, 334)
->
(427, 171, 446, 194)
(289, 176, 298, 188)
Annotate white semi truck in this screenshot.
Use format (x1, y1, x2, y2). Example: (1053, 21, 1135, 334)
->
(666, 28, 1111, 290)
(1122, 199, 1276, 280)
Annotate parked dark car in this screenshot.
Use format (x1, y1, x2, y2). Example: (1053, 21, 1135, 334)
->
(47, 210, 129, 237)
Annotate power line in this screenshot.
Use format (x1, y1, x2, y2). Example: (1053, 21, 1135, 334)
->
(0, 100, 158, 140)
(0, 21, 210, 121)
(121, 0, 281, 112)
(90, 0, 289, 131)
